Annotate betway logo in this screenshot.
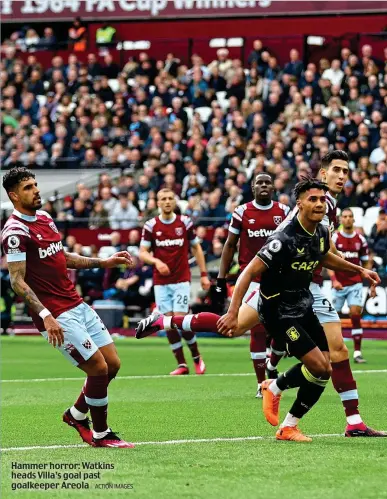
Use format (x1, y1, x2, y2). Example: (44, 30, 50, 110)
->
(38, 241, 63, 259)
(248, 229, 275, 238)
(343, 251, 359, 259)
(155, 238, 184, 247)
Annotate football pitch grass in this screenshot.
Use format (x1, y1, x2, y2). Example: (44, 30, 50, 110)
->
(1, 336, 387, 499)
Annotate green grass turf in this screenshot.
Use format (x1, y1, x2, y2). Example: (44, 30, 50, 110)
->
(1, 336, 387, 499)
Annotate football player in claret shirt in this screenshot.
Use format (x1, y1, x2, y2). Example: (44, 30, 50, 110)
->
(136, 177, 288, 369)
(218, 179, 380, 442)
(329, 208, 372, 363)
(216, 173, 289, 397)
(1, 168, 134, 448)
(139, 188, 211, 376)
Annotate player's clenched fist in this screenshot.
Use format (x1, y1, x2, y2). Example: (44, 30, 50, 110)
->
(155, 259, 170, 276)
(103, 251, 133, 268)
(360, 269, 381, 298)
(201, 276, 211, 291)
(332, 280, 343, 291)
(44, 315, 64, 348)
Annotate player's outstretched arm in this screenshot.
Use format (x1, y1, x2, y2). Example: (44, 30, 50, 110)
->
(191, 242, 211, 290)
(217, 256, 266, 336)
(8, 261, 64, 347)
(322, 251, 380, 297)
(64, 251, 132, 270)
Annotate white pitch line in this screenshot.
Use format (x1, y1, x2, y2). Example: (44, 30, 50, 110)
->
(0, 433, 348, 452)
(1, 369, 387, 384)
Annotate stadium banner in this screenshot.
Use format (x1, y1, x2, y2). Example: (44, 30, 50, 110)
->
(1, 0, 385, 22)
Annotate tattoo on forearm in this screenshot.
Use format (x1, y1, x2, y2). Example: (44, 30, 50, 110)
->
(64, 252, 102, 269)
(9, 262, 45, 315)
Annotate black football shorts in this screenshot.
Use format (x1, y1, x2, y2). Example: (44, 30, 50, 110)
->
(264, 308, 329, 359)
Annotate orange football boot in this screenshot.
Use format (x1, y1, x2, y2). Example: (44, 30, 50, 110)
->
(261, 379, 281, 426)
(276, 426, 312, 442)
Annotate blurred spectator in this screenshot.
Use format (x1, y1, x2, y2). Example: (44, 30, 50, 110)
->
(70, 198, 90, 228)
(81, 149, 102, 168)
(96, 23, 116, 47)
(356, 178, 378, 210)
(185, 195, 203, 222)
(127, 231, 141, 257)
(89, 200, 110, 229)
(110, 231, 124, 251)
(101, 53, 120, 79)
(208, 49, 233, 79)
(110, 193, 140, 230)
(68, 17, 87, 52)
(207, 238, 225, 262)
(39, 27, 57, 50)
(283, 49, 303, 78)
(201, 191, 227, 227)
(338, 180, 357, 210)
(248, 39, 264, 67)
(143, 198, 159, 220)
(369, 209, 387, 265)
(100, 186, 118, 213)
(322, 59, 344, 86)
(103, 255, 152, 307)
(87, 53, 102, 78)
(77, 245, 105, 302)
(23, 29, 40, 51)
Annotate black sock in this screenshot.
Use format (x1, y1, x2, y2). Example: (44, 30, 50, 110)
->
(276, 363, 304, 391)
(289, 365, 329, 418)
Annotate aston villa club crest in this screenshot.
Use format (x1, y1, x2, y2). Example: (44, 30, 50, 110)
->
(175, 227, 183, 236)
(49, 222, 59, 234)
(273, 216, 282, 225)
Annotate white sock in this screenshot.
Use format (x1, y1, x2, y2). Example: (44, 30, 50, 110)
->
(266, 347, 271, 357)
(268, 380, 282, 396)
(354, 350, 362, 358)
(347, 414, 363, 425)
(266, 360, 277, 371)
(281, 413, 300, 428)
(70, 406, 87, 421)
(163, 316, 172, 329)
(92, 428, 111, 439)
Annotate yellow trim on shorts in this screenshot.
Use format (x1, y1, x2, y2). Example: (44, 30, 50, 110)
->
(260, 292, 280, 300)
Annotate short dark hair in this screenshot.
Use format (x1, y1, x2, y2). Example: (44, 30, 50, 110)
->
(251, 172, 272, 185)
(294, 178, 329, 200)
(2, 167, 35, 194)
(341, 207, 353, 216)
(320, 150, 349, 170)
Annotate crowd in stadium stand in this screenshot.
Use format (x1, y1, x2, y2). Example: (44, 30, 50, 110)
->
(1, 32, 387, 321)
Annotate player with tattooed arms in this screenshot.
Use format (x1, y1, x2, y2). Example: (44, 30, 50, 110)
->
(2, 167, 134, 449)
